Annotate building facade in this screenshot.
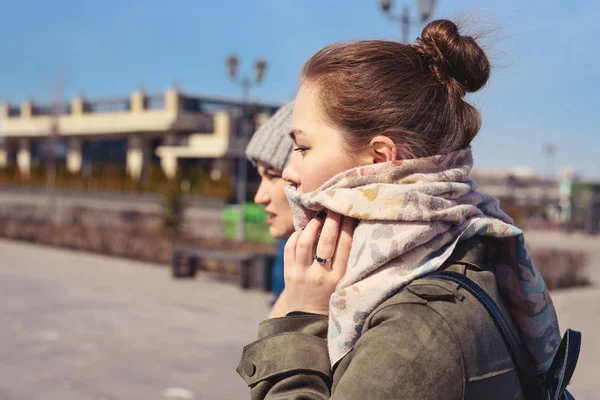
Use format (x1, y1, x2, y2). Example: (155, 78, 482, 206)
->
(0, 88, 279, 188)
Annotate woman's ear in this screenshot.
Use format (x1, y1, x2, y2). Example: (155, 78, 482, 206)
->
(368, 136, 397, 163)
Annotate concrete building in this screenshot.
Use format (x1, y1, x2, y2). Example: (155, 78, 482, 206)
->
(470, 168, 561, 224)
(0, 88, 279, 183)
(471, 168, 559, 204)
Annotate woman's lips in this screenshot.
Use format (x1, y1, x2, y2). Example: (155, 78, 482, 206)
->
(266, 211, 276, 225)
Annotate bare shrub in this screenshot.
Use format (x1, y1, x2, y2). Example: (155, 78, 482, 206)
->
(530, 248, 590, 290)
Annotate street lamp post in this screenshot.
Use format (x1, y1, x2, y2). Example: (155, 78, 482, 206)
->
(39, 65, 65, 224)
(225, 54, 268, 242)
(378, 0, 437, 43)
(543, 143, 557, 179)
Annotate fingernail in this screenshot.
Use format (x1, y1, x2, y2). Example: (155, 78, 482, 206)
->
(316, 211, 327, 220)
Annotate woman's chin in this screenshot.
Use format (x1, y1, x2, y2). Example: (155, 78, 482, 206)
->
(269, 225, 294, 240)
(269, 225, 283, 239)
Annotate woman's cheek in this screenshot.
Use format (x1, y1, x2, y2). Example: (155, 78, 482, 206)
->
(305, 168, 324, 193)
(300, 155, 330, 192)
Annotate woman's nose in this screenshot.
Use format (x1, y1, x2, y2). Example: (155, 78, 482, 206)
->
(282, 165, 300, 187)
(254, 181, 270, 205)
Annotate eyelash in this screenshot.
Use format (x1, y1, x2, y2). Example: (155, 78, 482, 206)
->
(293, 146, 308, 153)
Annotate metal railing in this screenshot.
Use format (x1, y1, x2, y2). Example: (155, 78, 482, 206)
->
(181, 93, 280, 115)
(32, 104, 71, 116)
(182, 96, 203, 112)
(146, 94, 165, 110)
(3, 92, 282, 118)
(196, 114, 215, 133)
(87, 98, 131, 113)
(8, 106, 21, 117)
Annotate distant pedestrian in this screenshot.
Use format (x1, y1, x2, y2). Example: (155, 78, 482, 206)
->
(246, 101, 294, 312)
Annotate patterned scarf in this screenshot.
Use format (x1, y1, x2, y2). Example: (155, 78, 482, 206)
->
(284, 147, 560, 371)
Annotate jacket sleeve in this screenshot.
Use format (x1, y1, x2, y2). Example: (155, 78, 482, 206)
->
(238, 302, 465, 400)
(237, 314, 332, 399)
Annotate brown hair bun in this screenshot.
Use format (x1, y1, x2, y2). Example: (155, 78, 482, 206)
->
(412, 19, 490, 97)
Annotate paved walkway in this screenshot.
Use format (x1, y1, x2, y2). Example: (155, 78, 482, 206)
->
(524, 230, 600, 399)
(0, 239, 270, 400)
(0, 232, 598, 399)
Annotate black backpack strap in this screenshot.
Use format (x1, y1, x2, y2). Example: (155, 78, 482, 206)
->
(546, 329, 581, 400)
(428, 270, 547, 400)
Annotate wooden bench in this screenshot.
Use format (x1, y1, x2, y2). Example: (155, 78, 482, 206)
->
(171, 247, 274, 291)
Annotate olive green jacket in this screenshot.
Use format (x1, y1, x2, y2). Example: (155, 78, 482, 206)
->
(237, 239, 525, 399)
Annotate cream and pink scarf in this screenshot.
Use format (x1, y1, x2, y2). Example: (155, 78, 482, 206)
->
(284, 147, 560, 371)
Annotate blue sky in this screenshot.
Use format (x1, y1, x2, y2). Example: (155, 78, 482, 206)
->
(0, 0, 598, 178)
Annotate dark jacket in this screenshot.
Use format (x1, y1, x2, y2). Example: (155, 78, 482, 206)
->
(271, 238, 287, 299)
(237, 239, 526, 399)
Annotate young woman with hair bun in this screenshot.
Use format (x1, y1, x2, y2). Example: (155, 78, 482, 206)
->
(237, 19, 575, 399)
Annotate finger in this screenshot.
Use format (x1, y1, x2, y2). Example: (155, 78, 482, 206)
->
(332, 217, 356, 278)
(315, 212, 342, 262)
(296, 217, 324, 267)
(284, 230, 300, 274)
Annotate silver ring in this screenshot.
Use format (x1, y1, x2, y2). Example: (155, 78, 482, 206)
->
(314, 255, 330, 264)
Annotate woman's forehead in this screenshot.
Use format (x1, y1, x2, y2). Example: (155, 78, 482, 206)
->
(293, 85, 321, 125)
(257, 161, 281, 174)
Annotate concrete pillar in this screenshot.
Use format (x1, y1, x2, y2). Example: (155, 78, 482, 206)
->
(0, 149, 7, 168)
(160, 154, 178, 180)
(0, 139, 14, 168)
(17, 138, 31, 178)
(1, 139, 16, 168)
(0, 105, 10, 169)
(0, 142, 8, 168)
(20, 101, 34, 118)
(214, 111, 231, 138)
(165, 88, 182, 113)
(126, 135, 150, 181)
(66, 138, 83, 174)
(71, 97, 86, 116)
(158, 134, 178, 180)
(130, 91, 146, 113)
(0, 104, 9, 120)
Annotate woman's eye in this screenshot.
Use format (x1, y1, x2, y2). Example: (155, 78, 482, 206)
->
(293, 146, 308, 153)
(263, 169, 282, 180)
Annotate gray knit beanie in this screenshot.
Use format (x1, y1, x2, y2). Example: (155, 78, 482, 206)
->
(245, 100, 294, 172)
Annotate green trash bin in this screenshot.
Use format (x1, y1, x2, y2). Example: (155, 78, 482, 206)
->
(223, 203, 275, 244)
